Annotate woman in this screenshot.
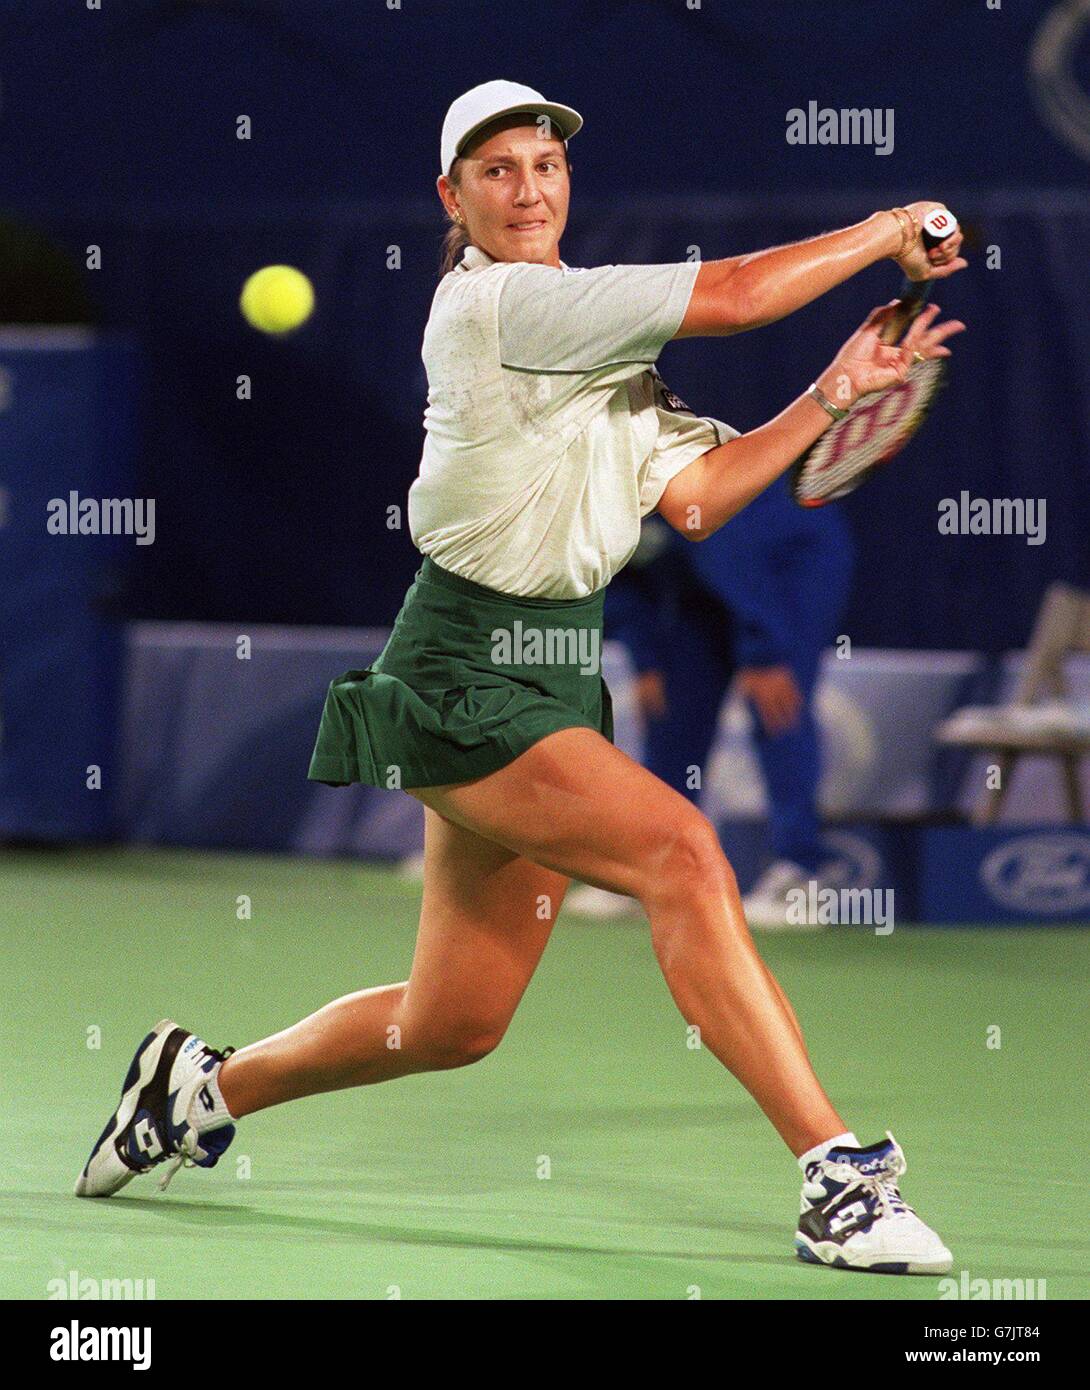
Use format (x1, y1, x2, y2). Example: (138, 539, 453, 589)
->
(76, 80, 966, 1276)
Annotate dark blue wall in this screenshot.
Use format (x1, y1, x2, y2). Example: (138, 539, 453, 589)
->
(3, 0, 1088, 646)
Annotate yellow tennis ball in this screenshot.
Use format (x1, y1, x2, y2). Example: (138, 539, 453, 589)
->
(239, 265, 314, 334)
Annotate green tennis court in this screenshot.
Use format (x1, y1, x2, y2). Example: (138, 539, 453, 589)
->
(2, 848, 1085, 1301)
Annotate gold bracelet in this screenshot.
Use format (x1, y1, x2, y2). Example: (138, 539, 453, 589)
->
(888, 206, 920, 258)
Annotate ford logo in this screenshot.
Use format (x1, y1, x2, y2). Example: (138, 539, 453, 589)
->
(980, 834, 1090, 914)
(820, 830, 884, 891)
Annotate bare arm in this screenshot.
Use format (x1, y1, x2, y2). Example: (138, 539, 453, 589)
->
(657, 386, 837, 538)
(676, 205, 966, 338)
(658, 300, 966, 540)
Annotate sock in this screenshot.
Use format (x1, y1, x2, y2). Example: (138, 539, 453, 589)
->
(798, 1131, 860, 1171)
(186, 1063, 237, 1134)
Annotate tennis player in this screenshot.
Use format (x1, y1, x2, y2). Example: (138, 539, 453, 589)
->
(76, 81, 967, 1276)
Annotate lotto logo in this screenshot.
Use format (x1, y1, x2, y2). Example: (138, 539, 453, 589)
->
(132, 1118, 164, 1160)
(828, 1200, 869, 1235)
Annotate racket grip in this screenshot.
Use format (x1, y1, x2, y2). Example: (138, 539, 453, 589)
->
(921, 207, 958, 250)
(879, 279, 934, 344)
(879, 209, 958, 342)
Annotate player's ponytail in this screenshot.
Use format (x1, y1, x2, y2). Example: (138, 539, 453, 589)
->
(439, 158, 472, 275)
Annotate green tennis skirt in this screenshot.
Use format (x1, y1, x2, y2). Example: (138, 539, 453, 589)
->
(307, 556, 614, 789)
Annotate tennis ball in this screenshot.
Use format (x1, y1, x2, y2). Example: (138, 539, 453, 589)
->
(239, 265, 314, 334)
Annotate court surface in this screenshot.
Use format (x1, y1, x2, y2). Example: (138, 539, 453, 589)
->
(2, 848, 1085, 1300)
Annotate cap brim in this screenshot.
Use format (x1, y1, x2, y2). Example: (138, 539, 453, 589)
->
(454, 102, 583, 165)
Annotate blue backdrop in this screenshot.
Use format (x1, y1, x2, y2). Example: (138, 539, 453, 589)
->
(3, 0, 1087, 647)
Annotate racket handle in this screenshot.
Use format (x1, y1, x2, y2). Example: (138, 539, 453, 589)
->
(879, 209, 958, 343)
(879, 279, 934, 344)
(920, 207, 958, 251)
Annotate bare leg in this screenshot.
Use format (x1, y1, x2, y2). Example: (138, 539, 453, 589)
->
(411, 728, 844, 1157)
(219, 806, 568, 1117)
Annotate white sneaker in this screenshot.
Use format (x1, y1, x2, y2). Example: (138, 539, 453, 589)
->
(564, 883, 643, 920)
(742, 860, 824, 931)
(795, 1133, 953, 1275)
(75, 1020, 236, 1198)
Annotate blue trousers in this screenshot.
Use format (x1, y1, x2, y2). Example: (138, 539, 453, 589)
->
(638, 548, 851, 873)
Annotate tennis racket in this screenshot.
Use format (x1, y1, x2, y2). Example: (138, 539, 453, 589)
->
(790, 209, 958, 508)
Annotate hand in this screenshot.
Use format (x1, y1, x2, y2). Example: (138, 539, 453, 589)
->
(634, 669, 668, 721)
(736, 665, 803, 736)
(893, 202, 967, 282)
(817, 300, 966, 407)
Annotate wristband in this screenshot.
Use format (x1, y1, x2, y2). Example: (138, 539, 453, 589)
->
(807, 382, 849, 421)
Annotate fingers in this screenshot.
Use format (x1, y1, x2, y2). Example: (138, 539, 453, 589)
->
(925, 255, 969, 279)
(924, 318, 967, 345)
(878, 343, 911, 373)
(902, 304, 967, 358)
(927, 228, 964, 266)
(906, 313, 967, 359)
(901, 302, 942, 348)
(902, 302, 942, 336)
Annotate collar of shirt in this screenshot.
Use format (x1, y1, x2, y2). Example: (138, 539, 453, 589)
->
(458, 244, 572, 272)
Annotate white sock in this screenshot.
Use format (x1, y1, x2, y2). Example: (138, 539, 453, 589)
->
(186, 1064, 237, 1134)
(798, 1131, 860, 1171)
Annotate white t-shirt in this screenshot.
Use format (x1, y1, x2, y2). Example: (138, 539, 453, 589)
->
(407, 244, 737, 599)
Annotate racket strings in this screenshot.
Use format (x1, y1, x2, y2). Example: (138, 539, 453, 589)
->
(794, 358, 945, 504)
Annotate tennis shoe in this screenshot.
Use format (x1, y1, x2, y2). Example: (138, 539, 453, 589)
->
(795, 1132, 952, 1274)
(75, 1019, 236, 1198)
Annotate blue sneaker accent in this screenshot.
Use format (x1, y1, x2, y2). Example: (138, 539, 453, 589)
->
(192, 1123, 236, 1169)
(809, 1138, 901, 1205)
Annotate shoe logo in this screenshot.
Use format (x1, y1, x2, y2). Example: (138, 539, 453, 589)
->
(197, 1085, 214, 1113)
(828, 1199, 870, 1235)
(848, 1156, 892, 1175)
(131, 1117, 164, 1161)
(181, 1036, 223, 1075)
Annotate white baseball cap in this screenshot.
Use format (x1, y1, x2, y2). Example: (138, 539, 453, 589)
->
(440, 80, 583, 176)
